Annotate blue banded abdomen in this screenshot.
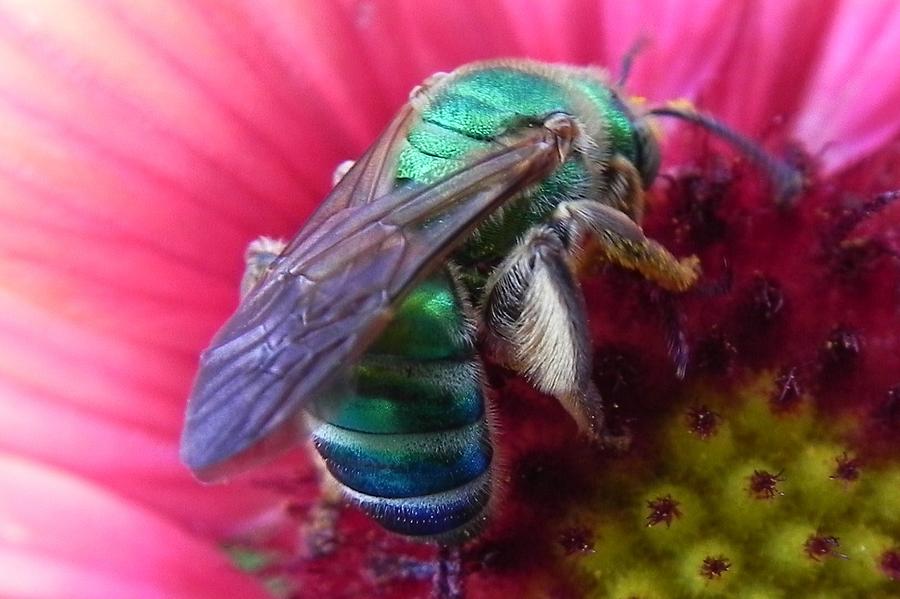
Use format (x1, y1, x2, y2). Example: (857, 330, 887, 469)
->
(308, 269, 494, 539)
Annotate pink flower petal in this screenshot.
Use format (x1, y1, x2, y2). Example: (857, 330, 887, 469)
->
(793, 0, 900, 172)
(0, 375, 304, 539)
(706, 0, 841, 135)
(0, 0, 320, 547)
(0, 0, 338, 432)
(338, 0, 757, 106)
(0, 1, 898, 596)
(0, 453, 268, 599)
(593, 0, 747, 101)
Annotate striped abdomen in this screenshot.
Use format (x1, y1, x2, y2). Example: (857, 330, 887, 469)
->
(308, 269, 494, 538)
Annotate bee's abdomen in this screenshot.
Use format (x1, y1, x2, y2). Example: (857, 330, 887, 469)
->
(309, 271, 494, 539)
(313, 417, 491, 498)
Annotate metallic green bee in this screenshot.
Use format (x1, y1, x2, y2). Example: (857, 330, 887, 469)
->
(180, 60, 799, 548)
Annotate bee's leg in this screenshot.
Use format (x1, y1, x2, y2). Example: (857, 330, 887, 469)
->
(433, 545, 464, 599)
(240, 159, 352, 297)
(240, 237, 286, 297)
(245, 240, 348, 557)
(553, 199, 701, 293)
(482, 202, 699, 446)
(300, 444, 343, 558)
(362, 544, 461, 596)
(558, 196, 699, 374)
(606, 154, 647, 222)
(482, 225, 623, 446)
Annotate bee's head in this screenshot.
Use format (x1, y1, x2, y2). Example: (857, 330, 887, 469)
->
(597, 83, 662, 190)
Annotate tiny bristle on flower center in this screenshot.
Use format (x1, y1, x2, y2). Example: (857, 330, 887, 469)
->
(820, 326, 862, 371)
(668, 167, 732, 247)
(829, 452, 861, 483)
(593, 346, 643, 404)
(686, 405, 721, 439)
(771, 367, 803, 412)
(748, 469, 785, 499)
(693, 327, 738, 376)
(804, 534, 846, 561)
(874, 385, 900, 429)
(825, 191, 900, 279)
(646, 495, 682, 527)
(699, 555, 731, 580)
(558, 527, 595, 556)
(832, 239, 890, 280)
(879, 549, 900, 580)
(742, 275, 786, 327)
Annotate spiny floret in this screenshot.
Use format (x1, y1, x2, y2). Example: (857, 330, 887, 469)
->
(568, 373, 900, 597)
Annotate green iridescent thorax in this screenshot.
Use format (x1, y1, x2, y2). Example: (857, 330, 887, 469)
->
(395, 62, 639, 291)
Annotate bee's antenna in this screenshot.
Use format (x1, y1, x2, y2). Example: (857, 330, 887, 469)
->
(647, 102, 806, 206)
(617, 37, 649, 87)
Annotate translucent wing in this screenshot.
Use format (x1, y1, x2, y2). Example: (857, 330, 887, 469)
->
(180, 105, 573, 481)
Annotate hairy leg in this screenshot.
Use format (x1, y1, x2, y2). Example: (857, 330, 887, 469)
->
(482, 225, 624, 446)
(482, 199, 698, 446)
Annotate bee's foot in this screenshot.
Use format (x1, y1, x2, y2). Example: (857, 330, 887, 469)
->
(366, 553, 433, 585)
(300, 500, 341, 559)
(364, 544, 464, 598)
(432, 545, 464, 599)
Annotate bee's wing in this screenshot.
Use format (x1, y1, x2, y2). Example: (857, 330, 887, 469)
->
(181, 106, 570, 481)
(294, 104, 417, 235)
